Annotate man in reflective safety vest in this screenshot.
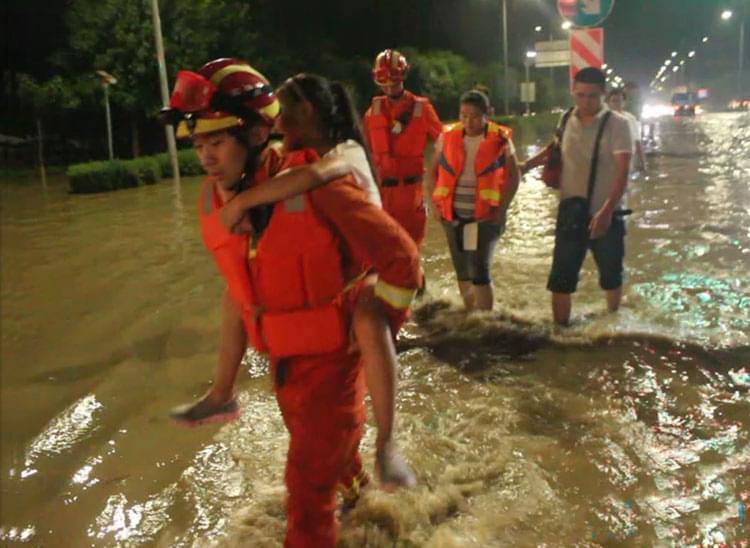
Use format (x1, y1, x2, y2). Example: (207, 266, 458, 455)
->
(363, 49, 443, 247)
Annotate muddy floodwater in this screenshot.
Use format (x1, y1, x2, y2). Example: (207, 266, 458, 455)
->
(1, 113, 749, 546)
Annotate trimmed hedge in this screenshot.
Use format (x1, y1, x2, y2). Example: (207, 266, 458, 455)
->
(155, 148, 203, 177)
(68, 149, 201, 194)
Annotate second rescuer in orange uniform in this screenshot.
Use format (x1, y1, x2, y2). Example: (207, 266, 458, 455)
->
(364, 49, 443, 247)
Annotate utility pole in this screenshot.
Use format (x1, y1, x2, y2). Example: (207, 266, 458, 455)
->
(95, 70, 117, 161)
(739, 17, 745, 98)
(502, 0, 510, 114)
(150, 0, 180, 185)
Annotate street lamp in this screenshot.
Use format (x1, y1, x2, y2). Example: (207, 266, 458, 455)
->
(702, 36, 709, 43)
(562, 21, 572, 30)
(534, 25, 542, 32)
(496, 0, 512, 114)
(523, 51, 536, 115)
(721, 8, 745, 98)
(671, 51, 678, 57)
(95, 70, 117, 161)
(688, 50, 696, 58)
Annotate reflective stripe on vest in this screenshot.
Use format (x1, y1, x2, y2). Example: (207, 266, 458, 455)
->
(374, 278, 416, 310)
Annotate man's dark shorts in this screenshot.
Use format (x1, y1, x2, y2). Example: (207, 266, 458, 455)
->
(547, 218, 625, 294)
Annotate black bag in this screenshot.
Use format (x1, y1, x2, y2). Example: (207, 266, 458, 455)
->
(556, 196, 590, 240)
(555, 111, 612, 241)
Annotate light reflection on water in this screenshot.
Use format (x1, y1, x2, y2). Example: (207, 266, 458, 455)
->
(0, 113, 748, 546)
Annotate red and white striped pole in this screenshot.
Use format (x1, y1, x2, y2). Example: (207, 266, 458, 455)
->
(569, 27, 604, 85)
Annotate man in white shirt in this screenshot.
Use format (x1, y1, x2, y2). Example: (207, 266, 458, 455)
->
(522, 67, 634, 325)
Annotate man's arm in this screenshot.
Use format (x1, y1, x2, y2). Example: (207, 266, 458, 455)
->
(423, 134, 443, 221)
(518, 143, 551, 175)
(589, 114, 633, 238)
(492, 144, 521, 224)
(589, 151, 630, 238)
(423, 100, 443, 142)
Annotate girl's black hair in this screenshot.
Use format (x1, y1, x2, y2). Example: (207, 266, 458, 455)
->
(226, 111, 267, 192)
(460, 89, 491, 115)
(278, 73, 378, 184)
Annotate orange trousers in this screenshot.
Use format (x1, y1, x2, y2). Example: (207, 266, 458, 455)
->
(273, 347, 366, 548)
(380, 184, 427, 247)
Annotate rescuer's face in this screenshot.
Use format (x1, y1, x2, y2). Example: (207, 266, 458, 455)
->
(572, 82, 604, 116)
(459, 103, 487, 137)
(379, 80, 404, 99)
(193, 130, 248, 188)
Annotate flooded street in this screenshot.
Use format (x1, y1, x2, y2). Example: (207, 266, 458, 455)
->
(1, 112, 749, 546)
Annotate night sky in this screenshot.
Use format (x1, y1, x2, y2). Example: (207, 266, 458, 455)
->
(3, 0, 748, 91)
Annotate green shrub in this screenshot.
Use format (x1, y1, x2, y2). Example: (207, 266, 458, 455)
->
(156, 148, 203, 177)
(68, 161, 125, 193)
(68, 149, 202, 193)
(121, 157, 161, 185)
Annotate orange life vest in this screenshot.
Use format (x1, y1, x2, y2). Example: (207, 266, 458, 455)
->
(199, 148, 356, 358)
(365, 93, 430, 179)
(432, 121, 512, 222)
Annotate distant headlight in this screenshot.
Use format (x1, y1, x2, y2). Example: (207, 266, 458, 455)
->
(642, 102, 674, 119)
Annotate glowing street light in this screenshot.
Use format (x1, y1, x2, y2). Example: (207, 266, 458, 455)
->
(562, 21, 572, 30)
(702, 36, 709, 43)
(688, 50, 696, 58)
(664, 59, 672, 66)
(672, 66, 679, 72)
(721, 9, 733, 20)
(534, 25, 542, 32)
(602, 63, 608, 69)
(671, 51, 678, 57)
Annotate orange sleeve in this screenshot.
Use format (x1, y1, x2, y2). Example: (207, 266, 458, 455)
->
(424, 100, 443, 141)
(309, 177, 421, 327)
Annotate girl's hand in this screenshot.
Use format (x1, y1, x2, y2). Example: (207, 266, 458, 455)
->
(219, 198, 253, 234)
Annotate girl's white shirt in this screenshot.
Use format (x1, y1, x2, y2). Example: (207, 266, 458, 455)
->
(325, 139, 382, 207)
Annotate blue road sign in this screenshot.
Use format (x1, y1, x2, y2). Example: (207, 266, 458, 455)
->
(558, 0, 615, 28)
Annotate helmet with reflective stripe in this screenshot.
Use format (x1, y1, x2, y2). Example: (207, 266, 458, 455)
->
(166, 58, 280, 138)
(372, 49, 409, 85)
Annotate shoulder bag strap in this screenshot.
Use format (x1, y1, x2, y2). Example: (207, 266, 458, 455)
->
(585, 110, 612, 208)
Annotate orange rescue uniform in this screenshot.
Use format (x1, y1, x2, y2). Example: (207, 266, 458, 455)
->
(364, 90, 442, 246)
(199, 148, 420, 547)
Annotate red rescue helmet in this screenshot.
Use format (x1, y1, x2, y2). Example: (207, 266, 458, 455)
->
(372, 49, 409, 85)
(161, 58, 280, 138)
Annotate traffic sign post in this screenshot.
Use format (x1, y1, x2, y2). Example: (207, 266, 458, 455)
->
(569, 27, 604, 84)
(558, 0, 615, 28)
